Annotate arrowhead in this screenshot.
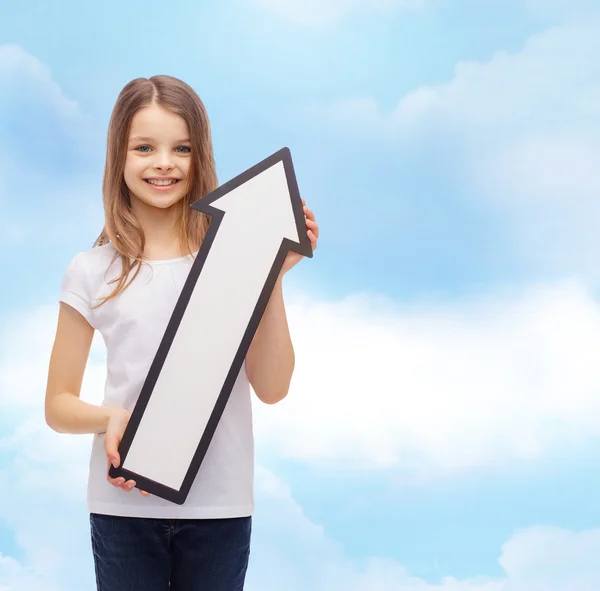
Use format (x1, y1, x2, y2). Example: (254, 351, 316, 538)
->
(191, 147, 312, 258)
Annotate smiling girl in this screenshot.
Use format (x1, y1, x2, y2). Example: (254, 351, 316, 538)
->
(44, 75, 318, 591)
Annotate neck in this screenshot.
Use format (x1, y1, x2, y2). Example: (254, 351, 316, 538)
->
(130, 198, 183, 260)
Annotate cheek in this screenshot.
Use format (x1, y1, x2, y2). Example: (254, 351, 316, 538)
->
(123, 161, 146, 197)
(123, 156, 144, 182)
(182, 160, 193, 192)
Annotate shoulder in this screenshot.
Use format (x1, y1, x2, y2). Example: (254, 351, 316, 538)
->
(64, 243, 121, 279)
(70, 243, 118, 268)
(62, 243, 123, 293)
(60, 245, 117, 326)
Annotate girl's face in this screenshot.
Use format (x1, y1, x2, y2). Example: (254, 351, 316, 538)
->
(124, 104, 192, 212)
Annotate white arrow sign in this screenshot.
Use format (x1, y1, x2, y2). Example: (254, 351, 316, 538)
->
(108, 147, 312, 504)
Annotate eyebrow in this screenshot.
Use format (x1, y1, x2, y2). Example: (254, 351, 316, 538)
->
(129, 136, 191, 143)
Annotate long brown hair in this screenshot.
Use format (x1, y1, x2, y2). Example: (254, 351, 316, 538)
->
(93, 75, 217, 304)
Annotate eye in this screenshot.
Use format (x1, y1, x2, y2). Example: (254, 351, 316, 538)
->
(175, 146, 191, 153)
(135, 145, 152, 153)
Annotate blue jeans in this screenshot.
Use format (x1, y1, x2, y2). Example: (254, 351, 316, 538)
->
(90, 513, 252, 591)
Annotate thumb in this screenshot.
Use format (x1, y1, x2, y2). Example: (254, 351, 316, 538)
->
(104, 433, 121, 468)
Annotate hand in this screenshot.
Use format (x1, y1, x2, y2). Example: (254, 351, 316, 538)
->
(280, 199, 319, 276)
(105, 407, 150, 497)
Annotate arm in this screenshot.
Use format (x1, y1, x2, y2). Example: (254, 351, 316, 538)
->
(45, 302, 148, 495)
(45, 302, 114, 434)
(245, 200, 319, 404)
(245, 277, 295, 405)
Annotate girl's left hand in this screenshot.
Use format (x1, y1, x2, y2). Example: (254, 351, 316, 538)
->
(280, 200, 319, 276)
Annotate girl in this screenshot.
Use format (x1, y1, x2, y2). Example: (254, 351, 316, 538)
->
(44, 75, 318, 591)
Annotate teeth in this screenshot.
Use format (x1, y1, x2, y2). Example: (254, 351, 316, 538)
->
(146, 179, 178, 186)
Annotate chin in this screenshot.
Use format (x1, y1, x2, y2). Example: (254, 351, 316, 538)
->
(147, 195, 185, 210)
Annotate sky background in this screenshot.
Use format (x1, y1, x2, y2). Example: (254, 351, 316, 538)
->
(2, 0, 600, 589)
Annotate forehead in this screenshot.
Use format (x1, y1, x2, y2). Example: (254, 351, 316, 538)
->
(129, 105, 189, 140)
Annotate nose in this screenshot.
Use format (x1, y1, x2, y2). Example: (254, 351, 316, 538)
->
(152, 149, 175, 172)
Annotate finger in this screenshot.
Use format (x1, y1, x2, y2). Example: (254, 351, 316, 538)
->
(123, 480, 136, 491)
(140, 490, 150, 496)
(106, 470, 135, 491)
(108, 476, 126, 487)
(106, 458, 124, 487)
(303, 206, 315, 220)
(105, 437, 120, 468)
(306, 218, 319, 237)
(308, 230, 317, 248)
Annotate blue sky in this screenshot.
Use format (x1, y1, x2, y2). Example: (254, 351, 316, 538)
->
(2, 0, 600, 589)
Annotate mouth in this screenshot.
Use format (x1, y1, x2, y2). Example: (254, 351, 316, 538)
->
(144, 178, 181, 187)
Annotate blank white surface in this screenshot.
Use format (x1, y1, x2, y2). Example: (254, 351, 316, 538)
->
(122, 161, 298, 490)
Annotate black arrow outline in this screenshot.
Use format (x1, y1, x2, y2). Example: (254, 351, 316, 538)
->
(108, 147, 312, 505)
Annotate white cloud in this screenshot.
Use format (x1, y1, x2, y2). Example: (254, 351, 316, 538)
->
(2, 297, 600, 589)
(0, 552, 58, 591)
(0, 304, 106, 414)
(0, 45, 102, 249)
(252, 0, 423, 26)
(3, 425, 600, 591)
(330, 18, 600, 192)
(5, 278, 600, 492)
(248, 469, 600, 590)
(499, 526, 600, 586)
(0, 44, 79, 121)
(254, 280, 600, 478)
(0, 307, 105, 590)
(248, 469, 600, 591)
(317, 18, 600, 282)
(0, 43, 85, 178)
(246, 467, 503, 591)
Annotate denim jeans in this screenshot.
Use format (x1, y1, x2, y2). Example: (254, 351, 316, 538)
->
(90, 513, 252, 591)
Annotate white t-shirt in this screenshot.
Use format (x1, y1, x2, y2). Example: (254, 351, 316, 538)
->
(59, 243, 255, 519)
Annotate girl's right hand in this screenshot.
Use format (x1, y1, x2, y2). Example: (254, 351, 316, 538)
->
(104, 407, 150, 496)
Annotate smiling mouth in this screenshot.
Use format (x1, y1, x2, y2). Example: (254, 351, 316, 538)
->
(144, 179, 180, 186)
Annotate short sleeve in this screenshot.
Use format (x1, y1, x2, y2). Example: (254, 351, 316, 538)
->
(59, 253, 95, 328)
